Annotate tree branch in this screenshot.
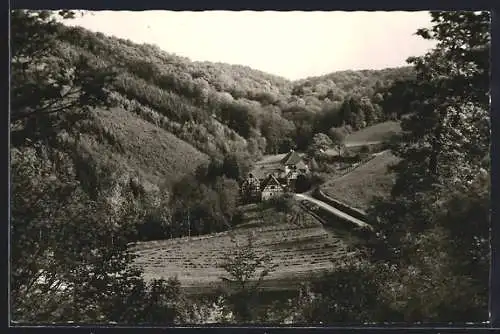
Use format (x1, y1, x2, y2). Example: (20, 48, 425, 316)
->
(11, 101, 81, 122)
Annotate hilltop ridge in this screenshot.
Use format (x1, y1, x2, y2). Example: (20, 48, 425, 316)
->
(12, 18, 417, 207)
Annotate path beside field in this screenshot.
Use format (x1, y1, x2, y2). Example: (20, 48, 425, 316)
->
(133, 148, 383, 291)
(324, 141, 382, 156)
(294, 193, 370, 230)
(293, 151, 393, 230)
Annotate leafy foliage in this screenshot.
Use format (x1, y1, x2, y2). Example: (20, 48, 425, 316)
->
(10, 10, 188, 324)
(291, 256, 393, 323)
(295, 11, 490, 324)
(46, 18, 416, 160)
(365, 11, 491, 321)
(168, 157, 244, 238)
(12, 9, 488, 324)
(10, 144, 187, 324)
(10, 10, 115, 146)
(219, 233, 278, 322)
(308, 133, 334, 157)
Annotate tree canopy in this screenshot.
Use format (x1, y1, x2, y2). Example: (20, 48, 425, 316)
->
(366, 11, 490, 321)
(11, 9, 488, 324)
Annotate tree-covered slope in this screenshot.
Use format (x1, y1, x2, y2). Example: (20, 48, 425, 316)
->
(55, 22, 415, 162)
(12, 14, 423, 234)
(11, 15, 420, 238)
(11, 10, 490, 324)
(73, 107, 209, 192)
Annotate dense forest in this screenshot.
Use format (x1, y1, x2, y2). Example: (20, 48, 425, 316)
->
(10, 10, 490, 325)
(11, 12, 417, 239)
(53, 23, 415, 160)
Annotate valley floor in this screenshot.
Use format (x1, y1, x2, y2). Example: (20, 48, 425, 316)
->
(133, 134, 396, 294)
(132, 205, 357, 293)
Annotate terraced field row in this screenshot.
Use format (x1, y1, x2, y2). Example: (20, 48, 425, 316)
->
(132, 210, 355, 289)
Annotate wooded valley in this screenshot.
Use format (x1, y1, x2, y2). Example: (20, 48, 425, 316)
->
(10, 10, 491, 325)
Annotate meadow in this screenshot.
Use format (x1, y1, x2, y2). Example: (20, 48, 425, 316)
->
(132, 204, 357, 293)
(344, 120, 402, 146)
(321, 150, 400, 211)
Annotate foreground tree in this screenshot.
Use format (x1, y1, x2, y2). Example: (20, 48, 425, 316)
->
(307, 133, 333, 158)
(368, 11, 490, 321)
(10, 145, 188, 324)
(291, 256, 394, 323)
(219, 233, 278, 323)
(10, 10, 187, 324)
(11, 10, 116, 148)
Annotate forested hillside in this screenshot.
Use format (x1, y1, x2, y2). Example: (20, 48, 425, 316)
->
(9, 11, 415, 246)
(11, 10, 490, 324)
(54, 22, 415, 161)
(11, 16, 416, 209)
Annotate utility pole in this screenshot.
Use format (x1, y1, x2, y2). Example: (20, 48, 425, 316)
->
(187, 208, 191, 238)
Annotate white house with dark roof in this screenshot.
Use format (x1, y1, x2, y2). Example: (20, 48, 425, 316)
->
(261, 175, 285, 201)
(280, 150, 309, 181)
(241, 150, 311, 202)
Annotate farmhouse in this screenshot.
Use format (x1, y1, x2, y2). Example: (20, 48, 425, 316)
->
(280, 150, 309, 182)
(241, 150, 311, 202)
(261, 175, 285, 201)
(240, 173, 261, 203)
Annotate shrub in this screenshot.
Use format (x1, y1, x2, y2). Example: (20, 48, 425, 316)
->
(219, 233, 278, 322)
(289, 258, 393, 323)
(310, 173, 326, 188)
(295, 174, 312, 193)
(360, 145, 370, 154)
(269, 193, 296, 213)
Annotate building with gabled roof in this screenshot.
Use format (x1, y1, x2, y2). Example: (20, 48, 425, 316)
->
(241, 150, 312, 202)
(240, 173, 261, 203)
(280, 150, 303, 165)
(280, 150, 310, 187)
(261, 175, 285, 201)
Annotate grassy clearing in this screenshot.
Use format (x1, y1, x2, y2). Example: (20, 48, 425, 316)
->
(345, 121, 402, 145)
(84, 107, 209, 187)
(322, 150, 400, 211)
(132, 204, 356, 292)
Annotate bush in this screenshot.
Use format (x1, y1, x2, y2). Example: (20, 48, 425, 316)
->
(360, 145, 370, 154)
(219, 233, 278, 323)
(289, 258, 393, 323)
(268, 193, 295, 213)
(310, 173, 326, 188)
(230, 208, 245, 227)
(295, 174, 312, 193)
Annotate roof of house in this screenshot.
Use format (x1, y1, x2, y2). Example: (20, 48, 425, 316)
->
(280, 150, 303, 165)
(261, 175, 283, 190)
(309, 157, 319, 170)
(256, 153, 288, 165)
(251, 163, 282, 180)
(295, 160, 308, 170)
(325, 147, 342, 156)
(242, 176, 260, 187)
(250, 150, 307, 180)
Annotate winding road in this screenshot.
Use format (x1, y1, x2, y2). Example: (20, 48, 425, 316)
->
(292, 151, 388, 231)
(294, 193, 372, 230)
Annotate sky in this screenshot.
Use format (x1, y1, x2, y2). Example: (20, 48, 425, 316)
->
(65, 11, 437, 80)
